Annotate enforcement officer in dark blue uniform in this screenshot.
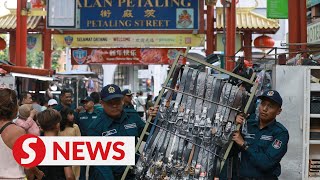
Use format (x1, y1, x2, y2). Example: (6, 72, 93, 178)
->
(78, 96, 100, 180)
(90, 92, 104, 113)
(232, 90, 289, 180)
(87, 84, 145, 180)
(78, 96, 100, 136)
(122, 89, 138, 114)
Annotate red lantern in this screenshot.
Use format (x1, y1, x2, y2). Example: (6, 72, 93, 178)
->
(31, 0, 43, 9)
(0, 38, 6, 50)
(254, 35, 275, 50)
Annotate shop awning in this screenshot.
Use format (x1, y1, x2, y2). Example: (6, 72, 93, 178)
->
(0, 14, 42, 30)
(11, 72, 53, 81)
(216, 8, 280, 34)
(0, 64, 54, 77)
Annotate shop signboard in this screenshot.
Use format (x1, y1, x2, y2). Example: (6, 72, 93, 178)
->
(307, 21, 320, 43)
(267, 0, 288, 19)
(47, 0, 76, 28)
(307, 0, 320, 8)
(53, 34, 205, 47)
(77, 0, 199, 30)
(71, 48, 186, 65)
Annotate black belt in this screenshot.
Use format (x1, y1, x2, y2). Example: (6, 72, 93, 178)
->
(239, 176, 278, 180)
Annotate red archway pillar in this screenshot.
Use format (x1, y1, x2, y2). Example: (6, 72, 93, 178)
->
(299, 0, 307, 58)
(16, 0, 28, 66)
(43, 19, 52, 69)
(226, 0, 236, 71)
(206, 5, 215, 55)
(288, 0, 307, 59)
(9, 31, 16, 64)
(243, 31, 252, 61)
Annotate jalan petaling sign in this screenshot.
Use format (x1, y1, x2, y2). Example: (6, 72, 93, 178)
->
(77, 0, 199, 30)
(307, 21, 320, 43)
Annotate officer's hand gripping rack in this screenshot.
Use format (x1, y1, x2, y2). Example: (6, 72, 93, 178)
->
(121, 48, 258, 180)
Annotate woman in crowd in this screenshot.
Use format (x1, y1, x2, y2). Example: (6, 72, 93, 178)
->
(0, 88, 43, 179)
(59, 107, 81, 179)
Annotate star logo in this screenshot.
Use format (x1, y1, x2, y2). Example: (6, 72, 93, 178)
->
(108, 86, 115, 93)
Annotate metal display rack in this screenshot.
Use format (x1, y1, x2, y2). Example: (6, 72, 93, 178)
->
(121, 49, 258, 180)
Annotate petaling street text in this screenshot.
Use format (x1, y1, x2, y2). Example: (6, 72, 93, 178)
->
(86, 19, 171, 28)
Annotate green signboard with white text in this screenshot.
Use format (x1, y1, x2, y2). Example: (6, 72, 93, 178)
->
(267, 0, 288, 19)
(307, 0, 320, 8)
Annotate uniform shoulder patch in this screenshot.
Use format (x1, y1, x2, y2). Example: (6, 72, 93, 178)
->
(272, 139, 282, 149)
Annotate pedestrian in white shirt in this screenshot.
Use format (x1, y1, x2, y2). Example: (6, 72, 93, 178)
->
(135, 91, 146, 118)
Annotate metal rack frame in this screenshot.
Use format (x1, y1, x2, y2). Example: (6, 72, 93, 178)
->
(121, 48, 258, 180)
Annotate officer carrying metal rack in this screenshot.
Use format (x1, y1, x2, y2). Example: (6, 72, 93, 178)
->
(122, 49, 258, 180)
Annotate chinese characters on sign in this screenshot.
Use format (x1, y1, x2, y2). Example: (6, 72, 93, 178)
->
(77, 0, 199, 30)
(71, 48, 186, 65)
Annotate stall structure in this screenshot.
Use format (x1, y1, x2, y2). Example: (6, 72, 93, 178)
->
(55, 69, 98, 107)
(0, 64, 54, 103)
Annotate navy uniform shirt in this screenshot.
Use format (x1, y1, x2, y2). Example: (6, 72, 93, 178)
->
(54, 103, 79, 122)
(240, 119, 289, 178)
(87, 110, 145, 179)
(53, 103, 76, 112)
(77, 110, 100, 136)
(94, 104, 104, 113)
(123, 104, 139, 116)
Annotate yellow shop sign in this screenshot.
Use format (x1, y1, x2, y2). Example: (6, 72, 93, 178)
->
(52, 34, 205, 47)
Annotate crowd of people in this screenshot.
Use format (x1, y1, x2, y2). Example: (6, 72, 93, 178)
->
(0, 83, 288, 180)
(0, 84, 155, 180)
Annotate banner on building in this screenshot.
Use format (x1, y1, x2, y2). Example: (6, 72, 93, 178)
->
(307, 0, 320, 8)
(267, 0, 288, 19)
(77, 0, 199, 30)
(71, 48, 186, 65)
(53, 34, 205, 47)
(27, 34, 42, 52)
